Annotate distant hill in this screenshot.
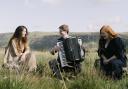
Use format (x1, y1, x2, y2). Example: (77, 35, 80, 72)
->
(0, 32, 128, 52)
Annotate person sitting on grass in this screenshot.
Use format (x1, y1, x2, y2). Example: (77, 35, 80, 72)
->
(3, 25, 37, 72)
(49, 24, 85, 80)
(98, 25, 127, 80)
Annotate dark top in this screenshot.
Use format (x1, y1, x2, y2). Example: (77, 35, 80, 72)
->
(98, 37, 127, 67)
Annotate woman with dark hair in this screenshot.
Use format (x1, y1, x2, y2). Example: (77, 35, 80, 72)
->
(3, 26, 37, 72)
(98, 25, 127, 79)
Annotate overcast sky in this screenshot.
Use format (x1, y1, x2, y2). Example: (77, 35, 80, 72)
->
(0, 0, 128, 33)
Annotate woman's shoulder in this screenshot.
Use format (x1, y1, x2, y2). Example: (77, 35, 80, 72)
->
(112, 36, 124, 45)
(115, 36, 121, 40)
(11, 38, 18, 42)
(10, 38, 18, 45)
(111, 36, 120, 41)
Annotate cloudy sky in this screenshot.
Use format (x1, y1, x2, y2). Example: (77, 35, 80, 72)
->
(0, 0, 128, 33)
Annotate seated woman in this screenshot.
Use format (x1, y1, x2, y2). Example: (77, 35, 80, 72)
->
(3, 26, 37, 72)
(98, 25, 127, 79)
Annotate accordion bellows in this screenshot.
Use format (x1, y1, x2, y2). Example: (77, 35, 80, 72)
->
(57, 37, 84, 68)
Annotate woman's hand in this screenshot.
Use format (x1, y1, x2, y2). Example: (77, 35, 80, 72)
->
(19, 53, 23, 56)
(103, 59, 110, 64)
(19, 54, 26, 63)
(101, 54, 110, 64)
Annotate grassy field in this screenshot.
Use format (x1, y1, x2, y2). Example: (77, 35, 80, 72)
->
(0, 49, 128, 89)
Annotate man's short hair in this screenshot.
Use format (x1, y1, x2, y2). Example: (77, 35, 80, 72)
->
(59, 24, 69, 34)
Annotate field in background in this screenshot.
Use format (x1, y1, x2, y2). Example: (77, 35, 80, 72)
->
(0, 32, 128, 51)
(0, 32, 128, 89)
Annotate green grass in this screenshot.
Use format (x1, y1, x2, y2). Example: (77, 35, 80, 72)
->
(0, 50, 128, 89)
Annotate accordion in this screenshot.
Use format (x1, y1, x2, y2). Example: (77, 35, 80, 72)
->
(57, 37, 85, 68)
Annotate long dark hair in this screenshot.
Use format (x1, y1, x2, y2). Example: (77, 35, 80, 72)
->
(8, 26, 28, 51)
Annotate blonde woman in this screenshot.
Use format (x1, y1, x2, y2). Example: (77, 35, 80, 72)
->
(3, 26, 37, 72)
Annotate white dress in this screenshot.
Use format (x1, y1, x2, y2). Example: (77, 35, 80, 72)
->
(3, 38, 37, 72)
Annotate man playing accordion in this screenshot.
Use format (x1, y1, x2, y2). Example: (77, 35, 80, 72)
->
(49, 24, 85, 80)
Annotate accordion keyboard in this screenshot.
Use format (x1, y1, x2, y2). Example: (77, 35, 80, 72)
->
(57, 41, 68, 67)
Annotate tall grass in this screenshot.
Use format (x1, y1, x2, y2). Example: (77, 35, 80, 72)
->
(0, 50, 128, 89)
